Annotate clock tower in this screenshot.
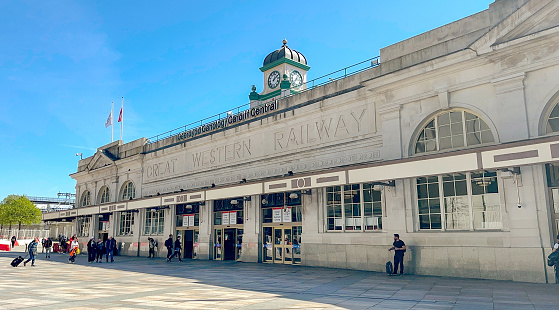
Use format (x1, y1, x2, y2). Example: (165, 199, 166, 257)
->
(249, 39, 310, 106)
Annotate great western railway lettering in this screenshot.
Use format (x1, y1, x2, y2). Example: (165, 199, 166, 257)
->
(177, 101, 278, 141)
(192, 139, 252, 167)
(146, 158, 177, 178)
(274, 108, 368, 150)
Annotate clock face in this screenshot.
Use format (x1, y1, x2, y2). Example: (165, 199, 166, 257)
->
(268, 71, 280, 89)
(290, 70, 303, 87)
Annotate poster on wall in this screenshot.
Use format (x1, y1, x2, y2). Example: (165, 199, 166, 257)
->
(182, 215, 189, 227)
(188, 215, 195, 227)
(283, 207, 292, 223)
(273, 208, 282, 223)
(229, 211, 237, 225)
(102, 221, 110, 231)
(222, 212, 229, 225)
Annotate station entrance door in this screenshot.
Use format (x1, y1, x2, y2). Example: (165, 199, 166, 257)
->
(263, 225, 301, 264)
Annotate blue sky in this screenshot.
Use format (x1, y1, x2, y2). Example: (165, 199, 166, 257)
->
(0, 0, 491, 199)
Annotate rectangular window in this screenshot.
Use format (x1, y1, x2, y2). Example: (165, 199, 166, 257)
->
(261, 192, 302, 224)
(326, 183, 383, 231)
(417, 170, 501, 231)
(77, 217, 91, 237)
(144, 209, 165, 235)
(417, 176, 442, 229)
(118, 211, 134, 236)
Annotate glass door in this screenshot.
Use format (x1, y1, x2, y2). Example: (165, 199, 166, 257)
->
(214, 228, 222, 260)
(193, 230, 199, 259)
(263, 227, 273, 263)
(551, 188, 559, 239)
(272, 227, 294, 264)
(292, 226, 302, 264)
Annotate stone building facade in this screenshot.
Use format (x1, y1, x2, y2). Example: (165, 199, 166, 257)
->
(44, 0, 559, 283)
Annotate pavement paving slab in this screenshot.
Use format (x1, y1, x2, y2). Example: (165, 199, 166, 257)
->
(1, 250, 558, 309)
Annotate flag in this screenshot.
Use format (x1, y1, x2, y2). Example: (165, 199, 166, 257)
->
(105, 110, 113, 128)
(118, 107, 123, 122)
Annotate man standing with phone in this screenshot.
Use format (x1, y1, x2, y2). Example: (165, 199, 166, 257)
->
(388, 234, 406, 276)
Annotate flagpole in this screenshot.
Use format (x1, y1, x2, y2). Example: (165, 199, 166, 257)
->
(111, 101, 114, 142)
(121, 97, 124, 141)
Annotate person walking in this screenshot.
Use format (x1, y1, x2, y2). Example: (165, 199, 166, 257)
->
(68, 237, 79, 264)
(87, 237, 96, 263)
(24, 238, 38, 267)
(44, 237, 52, 258)
(388, 234, 406, 276)
(552, 234, 559, 283)
(148, 237, 157, 258)
(41, 238, 46, 253)
(10, 236, 16, 249)
(165, 234, 174, 262)
(168, 236, 183, 262)
(96, 239, 105, 263)
(105, 236, 115, 262)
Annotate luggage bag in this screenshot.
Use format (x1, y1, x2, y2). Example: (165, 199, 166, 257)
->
(10, 254, 27, 267)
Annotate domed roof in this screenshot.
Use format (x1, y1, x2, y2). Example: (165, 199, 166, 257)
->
(263, 39, 307, 67)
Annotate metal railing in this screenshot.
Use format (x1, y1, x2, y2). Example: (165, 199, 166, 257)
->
(25, 196, 75, 204)
(147, 56, 380, 144)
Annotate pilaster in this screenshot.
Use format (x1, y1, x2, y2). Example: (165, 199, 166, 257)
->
(491, 72, 529, 142)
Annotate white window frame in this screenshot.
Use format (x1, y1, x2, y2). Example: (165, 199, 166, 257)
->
(99, 186, 111, 204)
(81, 191, 91, 207)
(121, 181, 135, 201)
(118, 211, 134, 236)
(415, 110, 495, 154)
(144, 209, 165, 235)
(325, 183, 383, 232)
(77, 217, 91, 237)
(415, 170, 503, 231)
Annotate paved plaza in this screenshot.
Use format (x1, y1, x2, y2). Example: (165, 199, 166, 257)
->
(0, 250, 558, 310)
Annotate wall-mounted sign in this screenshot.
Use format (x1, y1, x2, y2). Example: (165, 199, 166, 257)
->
(222, 212, 229, 225)
(177, 101, 278, 141)
(229, 211, 237, 225)
(273, 208, 282, 223)
(282, 207, 292, 223)
(182, 215, 195, 227)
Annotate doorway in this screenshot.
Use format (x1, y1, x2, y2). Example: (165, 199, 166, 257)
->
(99, 232, 108, 242)
(263, 225, 301, 264)
(214, 228, 243, 261)
(177, 229, 198, 259)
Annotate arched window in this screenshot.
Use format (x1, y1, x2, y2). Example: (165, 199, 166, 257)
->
(81, 190, 91, 207)
(415, 110, 495, 154)
(121, 181, 135, 201)
(546, 103, 559, 133)
(99, 186, 110, 204)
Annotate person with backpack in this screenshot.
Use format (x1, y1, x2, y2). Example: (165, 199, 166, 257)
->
(165, 234, 173, 262)
(44, 238, 53, 258)
(550, 234, 559, 283)
(105, 236, 115, 262)
(96, 239, 105, 263)
(87, 237, 96, 263)
(68, 237, 79, 264)
(388, 234, 406, 276)
(23, 238, 38, 267)
(148, 237, 157, 258)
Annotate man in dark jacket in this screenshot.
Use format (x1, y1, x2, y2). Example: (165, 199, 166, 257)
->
(11, 236, 16, 248)
(24, 238, 38, 267)
(388, 234, 406, 275)
(105, 236, 115, 262)
(44, 238, 53, 258)
(165, 234, 174, 262)
(87, 238, 96, 263)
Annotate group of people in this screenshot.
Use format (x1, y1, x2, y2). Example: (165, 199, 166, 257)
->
(86, 236, 116, 263)
(164, 234, 183, 262)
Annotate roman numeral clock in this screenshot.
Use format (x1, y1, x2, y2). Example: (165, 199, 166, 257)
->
(249, 39, 311, 106)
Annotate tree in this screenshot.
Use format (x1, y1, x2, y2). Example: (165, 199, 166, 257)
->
(0, 195, 42, 230)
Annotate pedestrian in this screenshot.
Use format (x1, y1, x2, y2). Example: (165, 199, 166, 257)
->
(87, 237, 96, 263)
(44, 237, 52, 258)
(552, 234, 559, 283)
(68, 237, 79, 264)
(105, 236, 115, 262)
(168, 236, 183, 262)
(24, 238, 38, 267)
(41, 238, 46, 253)
(60, 237, 67, 253)
(10, 236, 16, 248)
(148, 237, 157, 258)
(165, 234, 173, 262)
(388, 234, 406, 276)
(96, 239, 105, 263)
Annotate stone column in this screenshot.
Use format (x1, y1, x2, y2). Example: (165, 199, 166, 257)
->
(197, 200, 213, 260)
(240, 195, 260, 263)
